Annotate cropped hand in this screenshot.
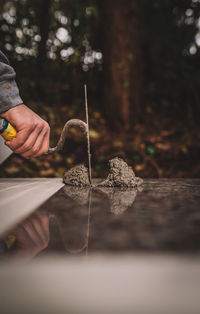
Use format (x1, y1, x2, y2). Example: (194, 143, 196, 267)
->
(1, 104, 50, 158)
(7, 212, 49, 260)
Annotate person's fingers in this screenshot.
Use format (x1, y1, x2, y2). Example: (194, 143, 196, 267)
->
(31, 213, 49, 244)
(20, 122, 49, 158)
(21, 129, 46, 158)
(21, 128, 49, 158)
(38, 213, 49, 241)
(14, 126, 43, 155)
(32, 127, 50, 157)
(5, 127, 33, 151)
(5, 119, 49, 157)
(20, 219, 41, 246)
(35, 212, 49, 243)
(13, 213, 49, 247)
(12, 225, 31, 247)
(2, 105, 50, 158)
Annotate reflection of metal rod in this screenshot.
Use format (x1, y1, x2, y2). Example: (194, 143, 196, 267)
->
(86, 189, 92, 256)
(66, 189, 92, 255)
(49, 188, 92, 255)
(84, 84, 92, 185)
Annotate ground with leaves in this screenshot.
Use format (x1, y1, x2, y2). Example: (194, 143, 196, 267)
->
(0, 102, 199, 179)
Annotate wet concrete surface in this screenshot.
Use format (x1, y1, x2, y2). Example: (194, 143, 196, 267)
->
(1, 178, 200, 259)
(1, 178, 200, 314)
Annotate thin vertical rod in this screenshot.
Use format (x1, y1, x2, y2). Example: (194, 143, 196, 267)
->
(84, 84, 92, 185)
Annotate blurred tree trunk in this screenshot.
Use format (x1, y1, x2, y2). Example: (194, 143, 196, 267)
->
(36, 0, 52, 100)
(38, 0, 52, 73)
(99, 0, 143, 130)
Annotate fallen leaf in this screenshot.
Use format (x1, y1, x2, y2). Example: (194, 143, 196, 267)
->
(135, 164, 145, 171)
(148, 136, 162, 143)
(113, 140, 123, 148)
(43, 161, 50, 168)
(66, 157, 73, 164)
(54, 153, 62, 162)
(94, 112, 101, 118)
(40, 169, 55, 176)
(89, 129, 99, 139)
(5, 166, 19, 174)
(57, 167, 66, 173)
(181, 145, 188, 154)
(160, 130, 174, 137)
(156, 142, 171, 151)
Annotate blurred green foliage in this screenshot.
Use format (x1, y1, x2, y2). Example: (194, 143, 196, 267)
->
(0, 0, 101, 106)
(0, 0, 200, 116)
(0, 0, 200, 179)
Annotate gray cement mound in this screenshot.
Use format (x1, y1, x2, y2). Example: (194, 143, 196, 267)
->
(97, 157, 143, 188)
(63, 164, 90, 186)
(63, 186, 90, 205)
(63, 157, 143, 188)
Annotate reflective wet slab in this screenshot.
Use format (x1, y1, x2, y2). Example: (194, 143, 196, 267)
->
(1, 179, 200, 314)
(0, 178, 64, 236)
(1, 179, 200, 259)
(44, 178, 200, 254)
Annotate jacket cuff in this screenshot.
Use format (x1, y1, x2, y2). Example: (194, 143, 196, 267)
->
(0, 79, 23, 114)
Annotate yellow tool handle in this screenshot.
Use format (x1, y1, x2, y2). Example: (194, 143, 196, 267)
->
(0, 118, 17, 141)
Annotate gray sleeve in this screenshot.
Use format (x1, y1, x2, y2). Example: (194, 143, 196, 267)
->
(0, 50, 23, 114)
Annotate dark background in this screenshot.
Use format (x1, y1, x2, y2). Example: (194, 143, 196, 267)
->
(0, 0, 200, 178)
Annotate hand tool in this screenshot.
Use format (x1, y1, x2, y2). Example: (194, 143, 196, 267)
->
(0, 86, 92, 184)
(0, 117, 16, 141)
(46, 85, 92, 184)
(0, 118, 15, 164)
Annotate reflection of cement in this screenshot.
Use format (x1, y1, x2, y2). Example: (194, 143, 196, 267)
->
(63, 186, 90, 205)
(49, 190, 92, 255)
(64, 185, 143, 216)
(49, 211, 89, 254)
(54, 184, 142, 255)
(95, 187, 138, 215)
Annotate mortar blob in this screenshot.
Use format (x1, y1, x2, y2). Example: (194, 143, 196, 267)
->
(97, 157, 143, 188)
(63, 157, 143, 188)
(63, 164, 90, 186)
(95, 187, 138, 215)
(63, 186, 90, 205)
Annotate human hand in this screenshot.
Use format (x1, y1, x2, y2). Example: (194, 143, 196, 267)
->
(1, 104, 50, 158)
(7, 212, 49, 260)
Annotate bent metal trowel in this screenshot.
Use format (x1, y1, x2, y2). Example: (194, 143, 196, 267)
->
(0, 85, 92, 184)
(47, 85, 92, 184)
